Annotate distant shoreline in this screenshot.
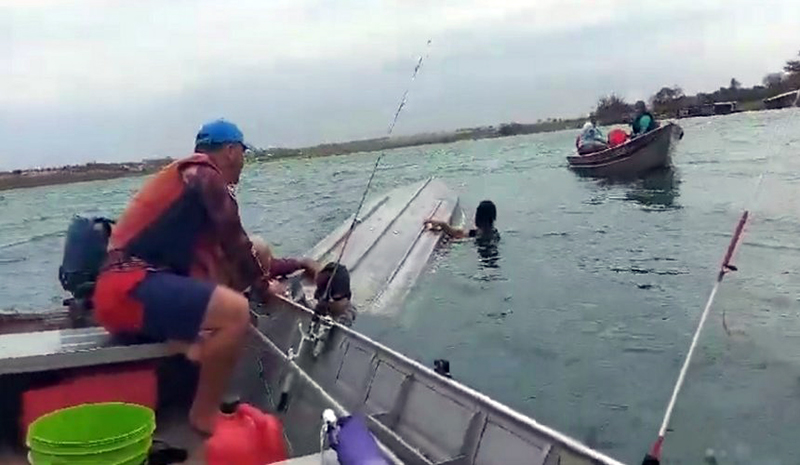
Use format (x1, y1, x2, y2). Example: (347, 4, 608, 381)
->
(0, 105, 791, 193)
(0, 161, 171, 193)
(0, 118, 586, 192)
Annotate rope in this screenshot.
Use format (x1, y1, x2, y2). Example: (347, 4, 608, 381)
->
(318, 40, 432, 306)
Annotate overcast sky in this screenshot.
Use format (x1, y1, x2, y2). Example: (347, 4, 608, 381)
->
(2, 0, 799, 170)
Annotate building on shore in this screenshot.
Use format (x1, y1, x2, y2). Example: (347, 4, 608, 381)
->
(764, 90, 800, 110)
(676, 101, 738, 118)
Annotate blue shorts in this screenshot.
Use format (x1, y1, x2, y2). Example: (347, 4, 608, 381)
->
(132, 271, 216, 342)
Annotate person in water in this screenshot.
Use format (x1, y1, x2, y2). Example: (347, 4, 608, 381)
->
(289, 261, 356, 326)
(93, 119, 283, 433)
(576, 114, 608, 155)
(314, 262, 357, 326)
(424, 200, 499, 240)
(631, 100, 659, 136)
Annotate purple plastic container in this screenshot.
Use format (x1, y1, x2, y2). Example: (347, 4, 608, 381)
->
(330, 414, 389, 465)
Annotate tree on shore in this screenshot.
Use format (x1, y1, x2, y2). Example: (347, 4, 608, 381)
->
(783, 50, 800, 87)
(783, 50, 800, 74)
(650, 85, 685, 115)
(763, 72, 785, 88)
(595, 94, 633, 124)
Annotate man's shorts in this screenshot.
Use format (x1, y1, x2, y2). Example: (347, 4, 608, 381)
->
(94, 268, 216, 342)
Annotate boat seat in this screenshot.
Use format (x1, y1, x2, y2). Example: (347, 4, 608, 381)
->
(0, 327, 170, 376)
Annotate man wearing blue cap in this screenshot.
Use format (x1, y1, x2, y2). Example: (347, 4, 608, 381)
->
(94, 119, 282, 433)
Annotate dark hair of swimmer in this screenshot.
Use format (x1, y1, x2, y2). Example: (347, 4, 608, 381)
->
(474, 200, 496, 231)
(314, 262, 352, 301)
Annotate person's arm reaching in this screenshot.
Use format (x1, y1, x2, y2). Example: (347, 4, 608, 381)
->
(271, 257, 319, 279)
(424, 219, 468, 239)
(184, 165, 271, 293)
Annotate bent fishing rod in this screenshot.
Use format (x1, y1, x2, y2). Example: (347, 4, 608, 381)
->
(642, 173, 767, 465)
(317, 39, 433, 308)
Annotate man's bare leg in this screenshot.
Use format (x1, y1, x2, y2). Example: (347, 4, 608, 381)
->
(186, 285, 250, 433)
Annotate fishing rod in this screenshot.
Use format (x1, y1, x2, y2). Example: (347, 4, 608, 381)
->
(317, 39, 432, 309)
(642, 172, 768, 465)
(272, 40, 433, 415)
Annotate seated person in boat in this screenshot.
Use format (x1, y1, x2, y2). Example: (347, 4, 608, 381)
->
(92, 119, 284, 433)
(576, 114, 608, 155)
(630, 100, 659, 137)
(424, 200, 500, 241)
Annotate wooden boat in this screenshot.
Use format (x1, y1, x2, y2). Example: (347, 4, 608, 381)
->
(567, 122, 684, 178)
(0, 179, 624, 465)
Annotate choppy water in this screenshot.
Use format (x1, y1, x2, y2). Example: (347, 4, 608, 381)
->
(2, 109, 800, 463)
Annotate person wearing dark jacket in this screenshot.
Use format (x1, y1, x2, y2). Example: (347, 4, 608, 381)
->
(631, 100, 659, 136)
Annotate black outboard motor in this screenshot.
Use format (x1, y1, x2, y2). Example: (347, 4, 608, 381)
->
(58, 216, 115, 327)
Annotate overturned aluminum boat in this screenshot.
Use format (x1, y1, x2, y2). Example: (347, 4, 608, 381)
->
(302, 177, 461, 316)
(0, 178, 623, 464)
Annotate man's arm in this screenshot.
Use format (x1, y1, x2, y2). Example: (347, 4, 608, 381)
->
(424, 219, 468, 239)
(271, 258, 318, 278)
(184, 165, 268, 291)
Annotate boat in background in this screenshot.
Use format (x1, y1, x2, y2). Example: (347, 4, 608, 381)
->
(567, 122, 684, 178)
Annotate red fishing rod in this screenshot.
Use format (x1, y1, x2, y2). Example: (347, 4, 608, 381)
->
(642, 174, 765, 465)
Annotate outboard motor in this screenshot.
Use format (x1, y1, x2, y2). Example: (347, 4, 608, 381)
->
(58, 216, 114, 327)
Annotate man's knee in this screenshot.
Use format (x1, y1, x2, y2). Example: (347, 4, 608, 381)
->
(206, 286, 251, 330)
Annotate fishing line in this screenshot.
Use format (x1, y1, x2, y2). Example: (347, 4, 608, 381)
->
(317, 39, 432, 308)
(643, 165, 771, 465)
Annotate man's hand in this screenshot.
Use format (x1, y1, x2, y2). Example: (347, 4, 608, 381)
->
(424, 219, 446, 230)
(268, 279, 287, 296)
(253, 275, 287, 302)
(300, 258, 319, 281)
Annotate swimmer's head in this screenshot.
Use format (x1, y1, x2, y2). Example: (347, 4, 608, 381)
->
(474, 200, 496, 230)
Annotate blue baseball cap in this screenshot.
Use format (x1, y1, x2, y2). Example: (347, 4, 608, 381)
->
(195, 119, 252, 150)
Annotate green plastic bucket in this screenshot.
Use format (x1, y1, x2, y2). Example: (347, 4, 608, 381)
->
(27, 403, 155, 449)
(28, 436, 151, 465)
(29, 423, 154, 456)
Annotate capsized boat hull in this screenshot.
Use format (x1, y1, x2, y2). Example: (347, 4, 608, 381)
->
(567, 123, 683, 178)
(302, 177, 461, 316)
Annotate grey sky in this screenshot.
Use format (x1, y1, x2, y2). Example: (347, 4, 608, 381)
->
(2, 0, 799, 170)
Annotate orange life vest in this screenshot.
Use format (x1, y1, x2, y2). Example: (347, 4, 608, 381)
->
(108, 153, 226, 281)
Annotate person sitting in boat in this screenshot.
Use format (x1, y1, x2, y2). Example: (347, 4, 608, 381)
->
(92, 119, 283, 434)
(424, 200, 500, 241)
(576, 114, 608, 155)
(630, 101, 659, 137)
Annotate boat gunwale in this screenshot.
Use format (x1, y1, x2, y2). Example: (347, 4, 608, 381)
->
(268, 295, 626, 465)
